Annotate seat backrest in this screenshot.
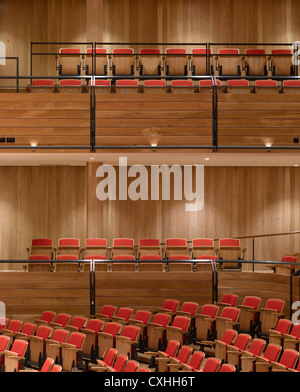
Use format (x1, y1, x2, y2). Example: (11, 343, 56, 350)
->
(188, 351, 205, 370)
(192, 48, 213, 55)
(248, 339, 266, 356)
(165, 340, 180, 357)
(290, 323, 300, 339)
(113, 48, 134, 54)
(193, 238, 214, 247)
(11, 339, 28, 356)
(139, 239, 160, 247)
(172, 316, 190, 332)
(219, 364, 236, 372)
(227, 80, 249, 87)
(140, 48, 160, 55)
(59, 48, 81, 54)
(40, 357, 54, 372)
(200, 304, 219, 318)
(29, 255, 51, 260)
(169, 255, 190, 260)
(40, 311, 56, 324)
(245, 49, 266, 55)
(219, 238, 240, 247)
(70, 316, 87, 331)
(152, 313, 171, 327)
(140, 255, 162, 261)
(144, 80, 166, 87)
(162, 299, 180, 313)
(199, 80, 221, 87)
(67, 332, 85, 349)
(121, 325, 139, 341)
(21, 323, 36, 337)
(180, 302, 198, 316)
(166, 238, 187, 248)
(57, 254, 79, 260)
(242, 296, 261, 310)
(138, 367, 151, 372)
(176, 345, 192, 363)
(171, 80, 193, 87)
(233, 334, 251, 350)
(274, 319, 292, 334)
(124, 360, 139, 372)
(103, 322, 122, 336)
(58, 238, 80, 247)
(221, 329, 238, 345)
(116, 80, 138, 87)
(51, 329, 69, 344)
(134, 310, 151, 324)
(0, 335, 10, 351)
(113, 238, 134, 247)
(255, 80, 277, 87)
(36, 325, 52, 340)
(202, 357, 221, 372)
(263, 344, 282, 361)
(279, 349, 299, 369)
(86, 238, 107, 247)
(55, 313, 71, 327)
(32, 80, 54, 87)
(103, 348, 118, 366)
(113, 354, 128, 371)
(85, 319, 103, 333)
(283, 80, 300, 87)
(221, 307, 240, 322)
(113, 255, 135, 261)
(272, 49, 291, 55)
(166, 48, 186, 55)
(32, 238, 53, 247)
(265, 299, 285, 313)
(7, 320, 22, 333)
(116, 308, 133, 321)
(221, 294, 239, 306)
(101, 305, 117, 318)
(86, 48, 107, 55)
(281, 256, 297, 263)
(218, 48, 240, 55)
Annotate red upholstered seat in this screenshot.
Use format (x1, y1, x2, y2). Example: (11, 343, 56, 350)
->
(97, 348, 118, 367)
(139, 239, 160, 247)
(166, 238, 187, 247)
(219, 364, 236, 372)
(166, 48, 186, 55)
(140, 255, 162, 260)
(227, 80, 249, 86)
(35, 311, 56, 325)
(60, 79, 82, 86)
(67, 332, 85, 348)
(29, 255, 51, 260)
(67, 316, 87, 332)
(144, 80, 165, 87)
(86, 238, 107, 247)
(131, 310, 151, 324)
(161, 299, 180, 313)
(162, 340, 181, 357)
(32, 80, 54, 87)
(245, 49, 266, 55)
(221, 306, 240, 322)
(192, 48, 213, 55)
(50, 328, 69, 344)
(283, 80, 300, 87)
(57, 254, 79, 260)
(58, 238, 80, 247)
(18, 323, 36, 337)
(218, 49, 240, 55)
(171, 80, 193, 87)
(265, 299, 285, 313)
(59, 48, 80, 54)
(113, 48, 134, 54)
(50, 313, 71, 327)
(86, 48, 106, 54)
(115, 80, 138, 87)
(199, 80, 221, 86)
(183, 351, 205, 371)
(98, 305, 117, 319)
(179, 302, 198, 317)
(102, 322, 122, 337)
(34, 325, 52, 341)
(113, 307, 133, 321)
(4, 320, 22, 333)
(200, 304, 219, 318)
(106, 354, 128, 372)
(169, 255, 190, 260)
(51, 364, 62, 372)
(89, 79, 111, 86)
(219, 294, 239, 307)
(123, 360, 139, 372)
(40, 357, 54, 372)
(120, 325, 140, 341)
(242, 296, 261, 310)
(140, 48, 160, 55)
(255, 80, 277, 87)
(201, 357, 221, 372)
(113, 255, 135, 261)
(272, 49, 292, 55)
(152, 313, 171, 328)
(247, 338, 266, 356)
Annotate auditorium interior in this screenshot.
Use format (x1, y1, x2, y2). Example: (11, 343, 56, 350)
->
(0, 0, 300, 374)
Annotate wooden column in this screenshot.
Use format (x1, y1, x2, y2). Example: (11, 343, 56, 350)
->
(86, 162, 104, 239)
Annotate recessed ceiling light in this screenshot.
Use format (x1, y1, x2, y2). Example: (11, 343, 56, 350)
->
(31, 143, 37, 147)
(294, 164, 299, 167)
(265, 143, 272, 148)
(90, 157, 95, 160)
(151, 143, 157, 147)
(204, 158, 210, 161)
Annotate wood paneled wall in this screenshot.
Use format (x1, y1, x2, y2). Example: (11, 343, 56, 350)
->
(0, 164, 300, 266)
(0, 166, 87, 269)
(1, 0, 300, 81)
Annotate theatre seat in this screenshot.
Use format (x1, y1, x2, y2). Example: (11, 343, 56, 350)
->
(165, 316, 191, 345)
(138, 48, 162, 76)
(60, 332, 86, 372)
(111, 48, 135, 76)
(111, 307, 134, 325)
(26, 238, 53, 260)
(282, 80, 300, 94)
(84, 238, 108, 271)
(28, 80, 55, 93)
(165, 238, 189, 259)
(80, 318, 103, 361)
(240, 343, 282, 372)
(112, 238, 135, 258)
(165, 48, 188, 76)
(238, 296, 261, 336)
(227, 337, 266, 371)
(112, 256, 136, 272)
(216, 49, 242, 76)
(199, 79, 221, 93)
(254, 79, 279, 94)
(49, 313, 71, 329)
(89, 79, 111, 93)
(271, 49, 294, 76)
(226, 79, 252, 93)
(98, 354, 128, 373)
(171, 80, 195, 93)
(200, 328, 238, 356)
(156, 299, 180, 316)
(145, 340, 180, 369)
(0, 319, 23, 337)
(145, 312, 172, 351)
(84, 48, 107, 76)
(27, 255, 52, 272)
(256, 348, 299, 372)
(198, 357, 221, 372)
(96, 305, 117, 322)
(218, 238, 245, 270)
(268, 318, 293, 346)
(191, 48, 214, 76)
(138, 239, 161, 257)
(44, 328, 69, 365)
(115, 325, 140, 358)
(55, 254, 79, 272)
(214, 332, 251, 364)
(215, 306, 240, 340)
(180, 351, 205, 372)
(216, 293, 239, 315)
(27, 325, 53, 368)
(161, 345, 193, 372)
(143, 80, 166, 93)
(128, 310, 152, 346)
(65, 316, 87, 333)
(2, 339, 29, 372)
(282, 323, 300, 351)
(139, 256, 163, 272)
(92, 347, 117, 371)
(275, 256, 298, 275)
(58, 79, 83, 93)
(14, 323, 37, 344)
(57, 48, 81, 76)
(97, 322, 123, 358)
(256, 299, 285, 338)
(34, 311, 56, 327)
(115, 79, 138, 93)
(56, 238, 81, 258)
(195, 304, 219, 342)
(192, 238, 218, 271)
(244, 49, 268, 76)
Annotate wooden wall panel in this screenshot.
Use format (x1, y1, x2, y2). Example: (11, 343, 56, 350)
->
(0, 166, 87, 268)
